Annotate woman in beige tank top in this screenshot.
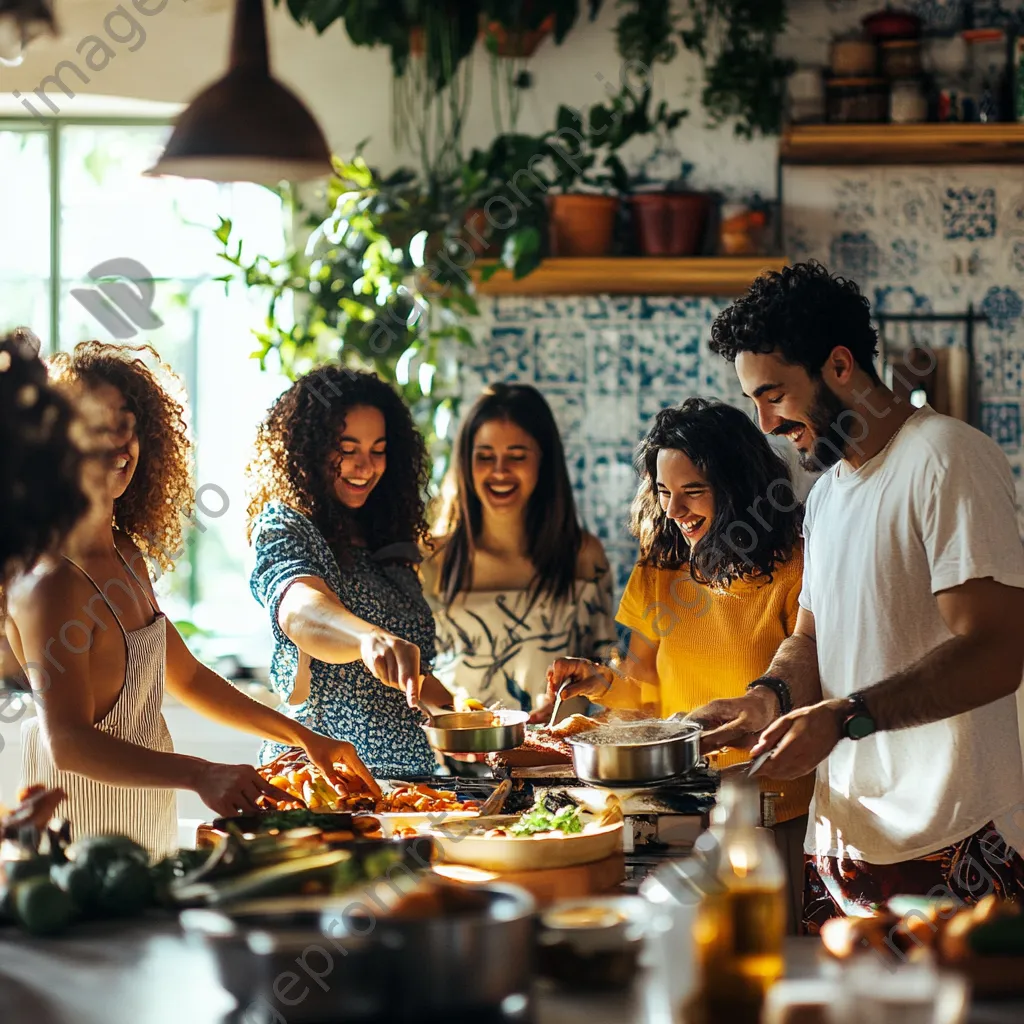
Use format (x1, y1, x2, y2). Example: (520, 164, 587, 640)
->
(4, 343, 378, 857)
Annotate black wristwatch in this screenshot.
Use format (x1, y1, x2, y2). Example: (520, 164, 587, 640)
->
(841, 692, 877, 740)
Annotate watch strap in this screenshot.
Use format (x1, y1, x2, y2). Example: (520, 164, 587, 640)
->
(747, 675, 793, 717)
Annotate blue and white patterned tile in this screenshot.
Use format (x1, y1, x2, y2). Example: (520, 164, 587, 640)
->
(980, 345, 1024, 395)
(980, 287, 1024, 331)
(637, 325, 703, 389)
(942, 186, 997, 241)
(642, 296, 720, 323)
(583, 391, 640, 445)
(980, 401, 1023, 451)
(564, 443, 587, 488)
(1010, 242, 1024, 276)
(587, 329, 638, 394)
(587, 444, 639, 512)
(882, 173, 943, 237)
(492, 296, 544, 323)
(478, 326, 535, 380)
(604, 543, 640, 602)
(544, 386, 586, 439)
(1003, 188, 1024, 237)
(907, 0, 967, 32)
(834, 176, 880, 231)
(638, 387, 683, 433)
(830, 231, 882, 280)
(536, 328, 586, 383)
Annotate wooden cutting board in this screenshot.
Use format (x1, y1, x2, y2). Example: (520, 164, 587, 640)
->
(432, 851, 625, 906)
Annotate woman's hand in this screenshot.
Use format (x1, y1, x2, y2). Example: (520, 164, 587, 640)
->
(528, 658, 614, 723)
(301, 732, 381, 799)
(359, 630, 423, 707)
(194, 763, 291, 817)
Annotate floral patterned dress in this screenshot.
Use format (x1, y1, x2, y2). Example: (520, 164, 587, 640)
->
(250, 501, 438, 777)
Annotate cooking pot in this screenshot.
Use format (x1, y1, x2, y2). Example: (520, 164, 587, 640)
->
(568, 721, 702, 787)
(181, 881, 536, 1023)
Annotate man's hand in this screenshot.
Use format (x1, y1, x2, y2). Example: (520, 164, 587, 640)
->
(301, 732, 381, 800)
(194, 763, 291, 817)
(748, 699, 845, 780)
(528, 658, 613, 723)
(691, 687, 779, 753)
(360, 630, 423, 707)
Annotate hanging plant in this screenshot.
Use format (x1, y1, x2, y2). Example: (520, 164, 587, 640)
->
(680, 0, 794, 138)
(214, 154, 479, 476)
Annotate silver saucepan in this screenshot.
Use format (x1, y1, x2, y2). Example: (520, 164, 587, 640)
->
(420, 709, 529, 753)
(568, 720, 702, 787)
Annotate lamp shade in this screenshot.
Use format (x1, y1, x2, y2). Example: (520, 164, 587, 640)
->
(147, 0, 332, 184)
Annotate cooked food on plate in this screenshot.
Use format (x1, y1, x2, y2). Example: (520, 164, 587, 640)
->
(254, 751, 479, 815)
(465, 791, 621, 841)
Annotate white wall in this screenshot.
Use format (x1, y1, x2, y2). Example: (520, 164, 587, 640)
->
(0, 0, 886, 197)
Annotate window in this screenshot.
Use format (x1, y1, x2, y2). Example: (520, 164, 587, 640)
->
(0, 117, 289, 667)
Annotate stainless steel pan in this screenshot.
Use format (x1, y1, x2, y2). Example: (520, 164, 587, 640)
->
(568, 721, 702, 787)
(420, 709, 528, 753)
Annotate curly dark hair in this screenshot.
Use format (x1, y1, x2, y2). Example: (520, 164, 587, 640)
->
(246, 366, 429, 562)
(48, 341, 194, 574)
(709, 261, 881, 383)
(435, 383, 583, 607)
(630, 398, 802, 587)
(0, 330, 87, 585)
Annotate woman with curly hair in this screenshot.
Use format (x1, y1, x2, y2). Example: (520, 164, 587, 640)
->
(4, 342, 377, 856)
(1, 329, 88, 709)
(539, 398, 813, 929)
(247, 366, 450, 778)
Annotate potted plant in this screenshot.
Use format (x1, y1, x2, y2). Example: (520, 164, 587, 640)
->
(543, 103, 637, 257)
(214, 153, 479, 472)
(479, 0, 604, 57)
(456, 132, 549, 280)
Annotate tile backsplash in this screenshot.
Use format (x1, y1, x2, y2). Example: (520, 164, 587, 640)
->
(463, 165, 1024, 595)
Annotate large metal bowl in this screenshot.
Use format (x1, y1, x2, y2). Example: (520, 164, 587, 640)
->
(568, 721, 702, 787)
(181, 881, 535, 1023)
(421, 709, 529, 753)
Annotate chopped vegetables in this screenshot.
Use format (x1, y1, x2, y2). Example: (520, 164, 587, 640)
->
(510, 801, 584, 837)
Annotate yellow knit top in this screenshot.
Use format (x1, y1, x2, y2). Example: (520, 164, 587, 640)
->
(608, 549, 813, 824)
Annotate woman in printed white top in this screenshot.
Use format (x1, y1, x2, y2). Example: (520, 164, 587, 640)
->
(423, 384, 615, 717)
(696, 262, 1024, 929)
(4, 343, 376, 857)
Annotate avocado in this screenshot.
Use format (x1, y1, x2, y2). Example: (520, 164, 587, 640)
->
(69, 835, 149, 873)
(12, 877, 74, 936)
(97, 859, 153, 917)
(51, 860, 103, 914)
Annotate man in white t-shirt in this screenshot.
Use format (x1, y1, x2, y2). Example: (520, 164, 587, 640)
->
(693, 261, 1024, 928)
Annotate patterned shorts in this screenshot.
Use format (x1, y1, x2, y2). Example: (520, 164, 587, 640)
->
(803, 821, 1024, 934)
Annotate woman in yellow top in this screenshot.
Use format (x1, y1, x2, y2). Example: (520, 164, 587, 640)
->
(541, 398, 812, 928)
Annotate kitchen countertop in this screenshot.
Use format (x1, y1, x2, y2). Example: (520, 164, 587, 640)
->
(1, 920, 1022, 1024)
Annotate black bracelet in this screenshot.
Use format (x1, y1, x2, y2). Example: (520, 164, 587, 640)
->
(747, 675, 792, 717)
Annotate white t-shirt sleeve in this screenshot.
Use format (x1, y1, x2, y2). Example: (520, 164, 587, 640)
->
(920, 431, 1024, 594)
(797, 480, 819, 613)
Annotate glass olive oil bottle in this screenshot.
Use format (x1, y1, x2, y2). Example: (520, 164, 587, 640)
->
(689, 777, 786, 1024)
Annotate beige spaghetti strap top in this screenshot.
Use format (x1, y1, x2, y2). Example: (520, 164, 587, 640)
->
(21, 548, 178, 859)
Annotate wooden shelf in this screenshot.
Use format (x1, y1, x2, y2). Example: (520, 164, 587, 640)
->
(471, 257, 787, 297)
(781, 124, 1024, 165)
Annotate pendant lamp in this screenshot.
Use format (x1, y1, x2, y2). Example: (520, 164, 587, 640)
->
(147, 0, 332, 184)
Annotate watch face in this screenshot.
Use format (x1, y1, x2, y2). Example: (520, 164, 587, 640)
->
(845, 713, 876, 740)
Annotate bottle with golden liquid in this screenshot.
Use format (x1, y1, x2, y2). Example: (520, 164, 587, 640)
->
(689, 777, 786, 1024)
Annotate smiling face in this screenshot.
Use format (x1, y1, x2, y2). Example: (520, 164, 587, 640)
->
(330, 404, 387, 509)
(735, 350, 851, 471)
(80, 382, 140, 504)
(656, 448, 715, 548)
(471, 417, 541, 520)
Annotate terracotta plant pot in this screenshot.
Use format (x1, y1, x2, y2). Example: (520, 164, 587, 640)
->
(629, 192, 712, 258)
(480, 14, 556, 57)
(548, 194, 619, 258)
(463, 207, 500, 258)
